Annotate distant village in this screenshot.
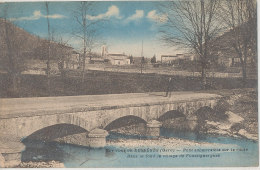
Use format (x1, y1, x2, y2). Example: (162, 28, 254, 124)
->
(60, 42, 248, 71)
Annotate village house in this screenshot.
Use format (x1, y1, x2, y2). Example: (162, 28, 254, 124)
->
(101, 45, 131, 65)
(67, 51, 80, 69)
(161, 55, 178, 64)
(217, 53, 241, 67)
(208, 21, 256, 69)
(161, 53, 195, 65)
(107, 53, 131, 65)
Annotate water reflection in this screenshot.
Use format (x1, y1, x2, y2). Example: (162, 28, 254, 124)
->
(21, 127, 258, 167)
(21, 140, 68, 162)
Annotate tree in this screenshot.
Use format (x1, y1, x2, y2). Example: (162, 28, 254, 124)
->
(34, 27, 73, 79)
(45, 2, 51, 94)
(55, 38, 73, 80)
(160, 0, 222, 88)
(151, 55, 157, 64)
(73, 2, 99, 84)
(129, 55, 134, 64)
(140, 56, 145, 74)
(0, 5, 31, 96)
(220, 0, 257, 85)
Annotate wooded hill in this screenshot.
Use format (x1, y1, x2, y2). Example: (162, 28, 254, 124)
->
(0, 18, 73, 72)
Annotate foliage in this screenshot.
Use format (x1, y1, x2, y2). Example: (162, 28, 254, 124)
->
(230, 123, 244, 132)
(151, 55, 156, 63)
(214, 99, 230, 116)
(141, 57, 146, 64)
(129, 55, 134, 64)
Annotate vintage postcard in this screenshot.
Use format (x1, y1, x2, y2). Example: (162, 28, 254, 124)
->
(0, 0, 258, 168)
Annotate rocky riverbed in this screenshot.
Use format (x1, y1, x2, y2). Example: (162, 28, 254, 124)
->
(107, 137, 234, 148)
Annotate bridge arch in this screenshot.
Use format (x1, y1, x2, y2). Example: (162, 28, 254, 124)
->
(158, 110, 186, 121)
(157, 110, 191, 131)
(10, 114, 92, 139)
(104, 115, 147, 131)
(22, 123, 88, 142)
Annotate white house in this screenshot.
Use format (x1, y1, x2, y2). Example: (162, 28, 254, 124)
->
(161, 55, 179, 64)
(100, 46, 131, 65)
(161, 53, 196, 64)
(107, 53, 130, 65)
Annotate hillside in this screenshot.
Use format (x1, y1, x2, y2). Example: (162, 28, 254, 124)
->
(208, 21, 257, 78)
(0, 18, 73, 72)
(209, 21, 256, 60)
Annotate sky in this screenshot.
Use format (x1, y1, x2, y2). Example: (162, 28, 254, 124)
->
(0, 1, 183, 58)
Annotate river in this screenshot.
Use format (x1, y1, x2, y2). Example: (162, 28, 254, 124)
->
(21, 127, 258, 167)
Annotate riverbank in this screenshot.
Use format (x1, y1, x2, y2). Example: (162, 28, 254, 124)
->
(107, 137, 233, 148)
(204, 88, 258, 141)
(109, 88, 257, 141)
(16, 160, 64, 168)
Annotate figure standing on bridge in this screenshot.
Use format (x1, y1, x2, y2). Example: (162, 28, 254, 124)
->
(165, 77, 173, 97)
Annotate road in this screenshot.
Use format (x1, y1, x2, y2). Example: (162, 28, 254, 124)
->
(0, 92, 221, 119)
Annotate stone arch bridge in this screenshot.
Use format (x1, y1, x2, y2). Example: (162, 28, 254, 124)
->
(0, 92, 222, 167)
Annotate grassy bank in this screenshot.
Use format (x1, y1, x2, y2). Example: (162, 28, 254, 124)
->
(0, 70, 257, 98)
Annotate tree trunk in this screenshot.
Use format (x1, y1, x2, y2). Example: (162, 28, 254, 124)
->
(46, 59, 51, 94)
(82, 15, 87, 85)
(201, 66, 207, 89)
(61, 70, 66, 80)
(242, 64, 247, 87)
(46, 2, 51, 95)
(10, 73, 20, 96)
(82, 53, 86, 84)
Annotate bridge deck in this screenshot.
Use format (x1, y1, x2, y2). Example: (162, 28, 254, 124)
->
(0, 92, 221, 119)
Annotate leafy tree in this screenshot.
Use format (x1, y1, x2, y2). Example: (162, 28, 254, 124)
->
(151, 55, 156, 63)
(140, 56, 145, 74)
(129, 55, 134, 64)
(141, 56, 145, 64)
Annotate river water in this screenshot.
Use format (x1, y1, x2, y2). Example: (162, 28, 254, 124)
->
(22, 128, 258, 167)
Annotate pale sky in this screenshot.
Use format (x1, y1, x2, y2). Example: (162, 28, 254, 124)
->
(0, 1, 184, 59)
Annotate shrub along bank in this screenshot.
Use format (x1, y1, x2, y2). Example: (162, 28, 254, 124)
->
(0, 71, 257, 98)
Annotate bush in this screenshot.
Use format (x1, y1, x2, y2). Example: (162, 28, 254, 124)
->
(230, 123, 244, 132)
(214, 99, 230, 115)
